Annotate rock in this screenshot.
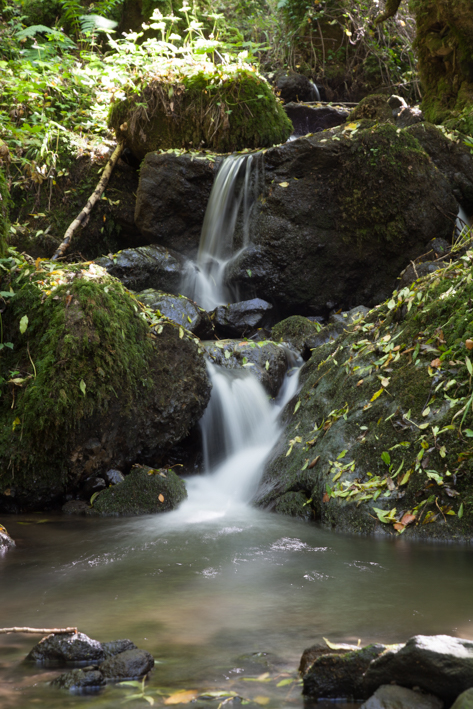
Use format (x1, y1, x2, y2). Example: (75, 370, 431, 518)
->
(303, 644, 386, 700)
(299, 642, 360, 675)
(0, 262, 210, 510)
(388, 95, 408, 112)
(62, 500, 91, 515)
(273, 491, 313, 520)
(283, 103, 348, 135)
(363, 635, 473, 705)
(136, 288, 213, 338)
(95, 245, 186, 295)
(203, 339, 288, 397)
(81, 476, 107, 497)
(102, 639, 137, 658)
(227, 122, 458, 314)
(0, 526, 15, 551)
(134, 153, 216, 258)
(396, 106, 424, 129)
(451, 689, 473, 709)
(275, 72, 319, 103)
(360, 684, 443, 709)
(272, 315, 323, 355)
(99, 648, 154, 680)
(51, 667, 105, 690)
(212, 299, 273, 337)
(103, 469, 125, 486)
(27, 632, 105, 666)
(92, 465, 187, 516)
(109, 70, 292, 159)
(350, 94, 394, 122)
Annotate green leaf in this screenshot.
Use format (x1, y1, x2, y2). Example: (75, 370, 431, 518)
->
(337, 449, 347, 460)
(381, 451, 390, 466)
(466, 357, 473, 376)
(458, 502, 464, 519)
(0, 290, 15, 298)
(294, 400, 301, 413)
(19, 315, 28, 334)
(224, 349, 231, 359)
(276, 679, 294, 687)
(464, 429, 473, 437)
(246, 269, 252, 277)
(79, 379, 86, 396)
(265, 360, 269, 371)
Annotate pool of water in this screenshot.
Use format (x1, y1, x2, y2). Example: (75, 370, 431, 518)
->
(1, 506, 472, 708)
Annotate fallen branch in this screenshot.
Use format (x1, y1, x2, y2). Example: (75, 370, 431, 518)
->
(51, 142, 124, 261)
(0, 627, 78, 635)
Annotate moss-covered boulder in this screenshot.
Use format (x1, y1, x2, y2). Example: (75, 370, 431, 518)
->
(0, 257, 210, 510)
(272, 316, 323, 354)
(92, 465, 187, 516)
(108, 66, 293, 160)
(255, 243, 473, 541)
(349, 94, 394, 123)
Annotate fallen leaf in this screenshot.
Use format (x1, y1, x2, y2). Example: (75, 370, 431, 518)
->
(322, 492, 330, 503)
(370, 388, 384, 402)
(278, 182, 289, 188)
(158, 494, 165, 502)
(357, 379, 364, 386)
(430, 358, 441, 368)
(400, 512, 416, 526)
(164, 691, 199, 705)
(253, 697, 270, 706)
(466, 339, 473, 350)
(393, 523, 405, 532)
(308, 455, 320, 469)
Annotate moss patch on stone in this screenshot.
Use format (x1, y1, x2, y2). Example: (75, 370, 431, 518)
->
(349, 94, 394, 123)
(92, 465, 187, 515)
(109, 67, 293, 159)
(272, 316, 322, 353)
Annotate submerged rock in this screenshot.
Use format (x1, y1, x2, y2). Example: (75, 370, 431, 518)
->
(96, 245, 186, 294)
(0, 260, 210, 510)
(361, 684, 443, 709)
(212, 298, 273, 337)
(203, 339, 288, 397)
(363, 635, 473, 705)
(100, 648, 154, 680)
(51, 667, 105, 691)
(62, 500, 91, 515)
(136, 288, 213, 338)
(91, 465, 187, 516)
(27, 632, 105, 666)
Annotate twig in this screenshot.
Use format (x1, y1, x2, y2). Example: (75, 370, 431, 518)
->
(51, 142, 124, 261)
(0, 626, 78, 635)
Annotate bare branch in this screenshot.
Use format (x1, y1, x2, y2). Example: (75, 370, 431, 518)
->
(0, 627, 78, 635)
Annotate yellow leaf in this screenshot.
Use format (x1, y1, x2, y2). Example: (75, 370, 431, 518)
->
(332, 470, 343, 482)
(278, 182, 289, 187)
(254, 697, 270, 706)
(164, 691, 199, 705)
(370, 388, 384, 402)
(158, 494, 165, 502)
(345, 122, 359, 131)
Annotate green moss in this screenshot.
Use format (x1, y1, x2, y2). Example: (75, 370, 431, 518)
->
(92, 465, 187, 515)
(349, 94, 394, 123)
(272, 316, 321, 352)
(109, 68, 293, 159)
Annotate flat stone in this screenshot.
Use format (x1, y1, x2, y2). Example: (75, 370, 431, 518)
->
(99, 648, 154, 680)
(27, 632, 105, 666)
(363, 635, 473, 704)
(360, 684, 443, 709)
(51, 667, 105, 691)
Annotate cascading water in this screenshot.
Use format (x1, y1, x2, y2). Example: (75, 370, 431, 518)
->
(181, 153, 260, 310)
(456, 204, 472, 238)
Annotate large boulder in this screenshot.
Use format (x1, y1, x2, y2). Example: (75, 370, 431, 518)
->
(109, 68, 292, 160)
(135, 289, 213, 339)
(254, 247, 473, 540)
(95, 244, 186, 294)
(0, 259, 210, 510)
(212, 298, 273, 337)
(27, 632, 104, 666)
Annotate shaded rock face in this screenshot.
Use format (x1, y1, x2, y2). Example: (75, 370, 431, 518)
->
(134, 153, 216, 258)
(284, 103, 348, 136)
(275, 72, 319, 103)
(360, 684, 443, 709)
(96, 245, 186, 295)
(27, 633, 105, 666)
(212, 299, 273, 338)
(136, 289, 213, 339)
(363, 635, 473, 705)
(92, 466, 187, 516)
(202, 339, 288, 397)
(227, 122, 458, 314)
(51, 667, 105, 691)
(102, 640, 137, 658)
(100, 648, 154, 680)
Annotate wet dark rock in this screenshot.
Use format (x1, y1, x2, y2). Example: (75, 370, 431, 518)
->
(451, 689, 473, 709)
(99, 648, 154, 680)
(299, 642, 360, 675)
(92, 465, 187, 516)
(136, 289, 213, 338)
(102, 639, 137, 658)
(396, 105, 424, 128)
(272, 315, 323, 355)
(303, 306, 370, 356)
(363, 635, 473, 705)
(203, 340, 288, 397)
(284, 103, 348, 135)
(51, 667, 105, 691)
(95, 245, 186, 294)
(275, 72, 319, 103)
(103, 469, 125, 486)
(350, 94, 394, 123)
(27, 632, 105, 666)
(273, 491, 313, 520)
(81, 476, 107, 496)
(135, 153, 216, 258)
(360, 684, 443, 709)
(227, 123, 458, 314)
(0, 526, 15, 551)
(62, 500, 91, 515)
(303, 644, 386, 700)
(212, 299, 273, 337)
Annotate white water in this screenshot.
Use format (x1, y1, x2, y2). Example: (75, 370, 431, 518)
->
(456, 204, 472, 238)
(181, 154, 260, 310)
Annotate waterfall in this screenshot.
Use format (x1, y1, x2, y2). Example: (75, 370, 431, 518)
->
(456, 205, 472, 238)
(181, 153, 260, 311)
(310, 81, 321, 102)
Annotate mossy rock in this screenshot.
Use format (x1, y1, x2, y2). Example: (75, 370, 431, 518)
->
(273, 491, 313, 521)
(0, 257, 210, 510)
(255, 244, 473, 540)
(272, 316, 321, 354)
(92, 465, 187, 516)
(109, 68, 293, 160)
(350, 94, 394, 123)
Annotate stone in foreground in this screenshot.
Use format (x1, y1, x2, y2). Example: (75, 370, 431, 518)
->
(360, 684, 443, 709)
(100, 648, 154, 680)
(51, 667, 105, 691)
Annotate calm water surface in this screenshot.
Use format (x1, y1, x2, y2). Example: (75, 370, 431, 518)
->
(1, 507, 472, 708)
